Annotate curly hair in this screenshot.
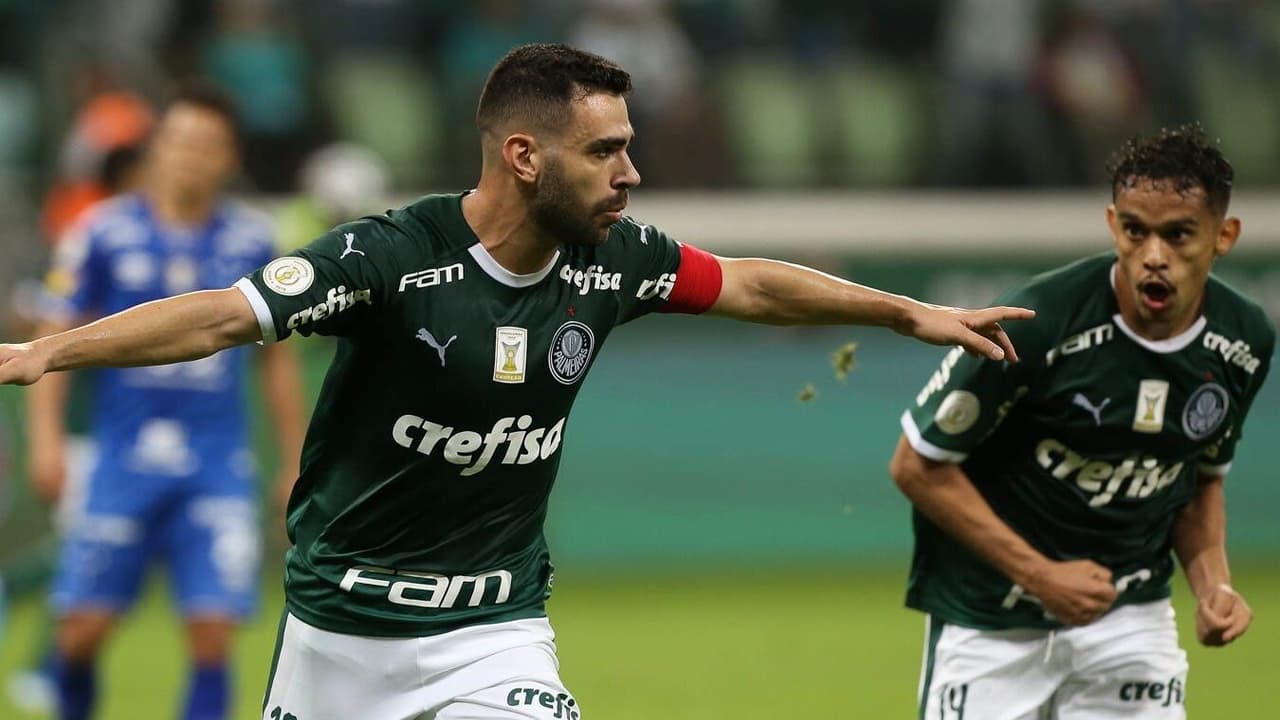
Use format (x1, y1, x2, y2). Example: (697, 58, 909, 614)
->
(1107, 123, 1234, 215)
(476, 43, 631, 137)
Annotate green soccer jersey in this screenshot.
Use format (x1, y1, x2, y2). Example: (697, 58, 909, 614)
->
(237, 193, 705, 637)
(902, 253, 1274, 630)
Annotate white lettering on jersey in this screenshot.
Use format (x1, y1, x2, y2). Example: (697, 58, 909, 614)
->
(391, 414, 566, 476)
(916, 347, 965, 407)
(1202, 332, 1262, 375)
(286, 286, 373, 329)
(559, 264, 622, 296)
(636, 273, 676, 302)
(1035, 437, 1184, 507)
(398, 263, 464, 292)
(1045, 322, 1114, 367)
(340, 566, 512, 609)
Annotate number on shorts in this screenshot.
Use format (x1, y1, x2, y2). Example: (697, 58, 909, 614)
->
(939, 682, 968, 719)
(270, 706, 297, 720)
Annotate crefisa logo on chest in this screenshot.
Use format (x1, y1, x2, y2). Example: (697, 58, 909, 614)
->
(548, 321, 594, 385)
(1182, 383, 1229, 441)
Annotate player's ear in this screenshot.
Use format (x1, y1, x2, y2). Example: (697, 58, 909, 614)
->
(502, 133, 538, 184)
(1214, 216, 1241, 258)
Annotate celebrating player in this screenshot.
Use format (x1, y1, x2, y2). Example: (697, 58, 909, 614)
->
(891, 124, 1272, 719)
(2, 45, 1031, 719)
(25, 84, 306, 720)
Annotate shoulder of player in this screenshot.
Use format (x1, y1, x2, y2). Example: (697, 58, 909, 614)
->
(1205, 273, 1277, 351)
(359, 193, 479, 261)
(607, 216, 665, 251)
(996, 254, 1114, 349)
(64, 194, 145, 248)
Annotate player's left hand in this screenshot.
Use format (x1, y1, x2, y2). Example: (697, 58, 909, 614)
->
(1196, 583, 1251, 646)
(900, 304, 1035, 362)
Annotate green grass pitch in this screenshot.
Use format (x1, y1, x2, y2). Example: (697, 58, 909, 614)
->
(2, 565, 1276, 718)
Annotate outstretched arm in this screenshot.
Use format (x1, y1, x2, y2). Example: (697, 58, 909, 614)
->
(1174, 475, 1250, 646)
(0, 288, 261, 386)
(709, 257, 1033, 361)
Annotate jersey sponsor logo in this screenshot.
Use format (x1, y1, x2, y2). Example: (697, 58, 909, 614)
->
(916, 347, 965, 407)
(1182, 383, 1229, 440)
(165, 257, 199, 294)
(392, 413, 566, 476)
(339, 232, 365, 259)
(416, 328, 458, 367)
(1132, 379, 1169, 433)
(494, 326, 528, 383)
(398, 263, 464, 292)
(1035, 437, 1185, 507)
(1203, 331, 1262, 375)
(548, 321, 594, 385)
(934, 390, 980, 434)
(263, 257, 315, 296)
(1119, 677, 1185, 708)
(559, 264, 621, 296)
(285, 285, 372, 330)
(506, 688, 580, 719)
(1071, 392, 1111, 426)
(1045, 322, 1114, 367)
(636, 272, 676, 301)
(339, 566, 512, 609)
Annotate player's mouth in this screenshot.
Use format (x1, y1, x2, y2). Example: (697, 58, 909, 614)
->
(1138, 278, 1174, 312)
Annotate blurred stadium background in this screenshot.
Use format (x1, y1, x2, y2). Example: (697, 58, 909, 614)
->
(1, 1, 1280, 717)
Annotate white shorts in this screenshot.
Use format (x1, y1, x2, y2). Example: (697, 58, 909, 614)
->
(919, 600, 1188, 720)
(261, 613, 580, 720)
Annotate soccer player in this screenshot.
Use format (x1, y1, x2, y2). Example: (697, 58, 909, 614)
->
(891, 124, 1272, 719)
(24, 84, 306, 720)
(0, 45, 1031, 719)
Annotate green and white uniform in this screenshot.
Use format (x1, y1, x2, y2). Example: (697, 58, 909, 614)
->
(235, 193, 721, 719)
(902, 253, 1274, 719)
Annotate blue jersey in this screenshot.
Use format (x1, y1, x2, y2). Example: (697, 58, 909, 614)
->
(47, 194, 277, 473)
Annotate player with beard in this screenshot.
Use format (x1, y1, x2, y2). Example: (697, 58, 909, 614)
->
(892, 124, 1273, 719)
(0, 45, 1033, 719)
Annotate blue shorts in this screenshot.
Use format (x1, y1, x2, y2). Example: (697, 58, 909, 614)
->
(51, 450, 261, 619)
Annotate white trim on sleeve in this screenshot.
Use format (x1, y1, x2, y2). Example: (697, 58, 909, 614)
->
(900, 410, 969, 463)
(1197, 461, 1232, 478)
(234, 277, 278, 345)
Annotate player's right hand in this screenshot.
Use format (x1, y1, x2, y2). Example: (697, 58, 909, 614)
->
(1026, 559, 1118, 626)
(0, 342, 49, 386)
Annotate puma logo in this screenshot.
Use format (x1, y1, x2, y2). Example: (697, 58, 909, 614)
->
(416, 328, 457, 367)
(340, 232, 365, 259)
(1072, 392, 1111, 426)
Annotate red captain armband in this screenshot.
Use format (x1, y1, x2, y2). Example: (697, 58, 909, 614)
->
(660, 243, 723, 314)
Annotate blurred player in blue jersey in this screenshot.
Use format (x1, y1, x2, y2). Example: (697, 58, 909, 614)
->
(26, 83, 306, 720)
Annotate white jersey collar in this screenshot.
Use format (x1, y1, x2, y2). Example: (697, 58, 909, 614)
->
(468, 243, 560, 288)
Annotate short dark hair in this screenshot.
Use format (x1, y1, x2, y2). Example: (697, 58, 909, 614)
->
(1108, 123, 1234, 215)
(167, 79, 241, 144)
(476, 43, 631, 136)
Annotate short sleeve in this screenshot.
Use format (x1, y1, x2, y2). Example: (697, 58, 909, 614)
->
(236, 218, 405, 343)
(616, 219, 722, 323)
(902, 287, 1050, 463)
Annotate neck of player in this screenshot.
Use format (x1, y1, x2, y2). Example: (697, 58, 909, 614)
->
(462, 186, 560, 275)
(148, 187, 216, 226)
